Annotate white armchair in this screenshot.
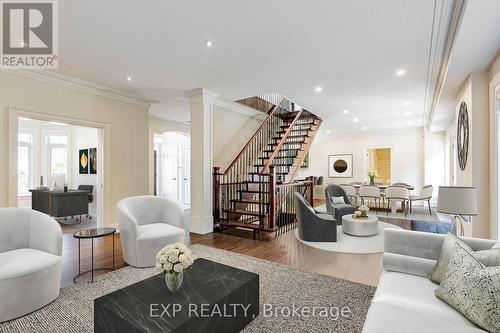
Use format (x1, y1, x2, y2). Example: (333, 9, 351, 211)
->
(0, 208, 62, 322)
(117, 196, 186, 267)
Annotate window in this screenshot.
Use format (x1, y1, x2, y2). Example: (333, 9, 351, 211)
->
(47, 134, 68, 176)
(18, 132, 33, 195)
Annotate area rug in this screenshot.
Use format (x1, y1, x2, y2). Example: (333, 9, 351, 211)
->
(295, 222, 402, 254)
(0, 245, 376, 333)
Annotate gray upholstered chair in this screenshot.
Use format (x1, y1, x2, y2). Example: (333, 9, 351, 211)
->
(295, 192, 337, 242)
(325, 184, 357, 225)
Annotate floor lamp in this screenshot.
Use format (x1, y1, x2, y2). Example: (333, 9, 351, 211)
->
(437, 186, 477, 236)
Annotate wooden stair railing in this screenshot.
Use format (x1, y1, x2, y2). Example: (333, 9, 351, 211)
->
(213, 94, 322, 239)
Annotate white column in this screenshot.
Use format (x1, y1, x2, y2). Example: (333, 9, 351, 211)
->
(185, 88, 218, 234)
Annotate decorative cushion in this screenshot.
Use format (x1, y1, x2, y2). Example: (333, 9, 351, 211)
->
(330, 196, 345, 205)
(493, 243, 500, 249)
(430, 233, 500, 283)
(435, 243, 500, 333)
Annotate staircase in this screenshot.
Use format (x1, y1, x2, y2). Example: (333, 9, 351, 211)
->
(213, 94, 322, 239)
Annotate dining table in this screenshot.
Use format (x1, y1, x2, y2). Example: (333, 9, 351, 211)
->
(350, 183, 415, 213)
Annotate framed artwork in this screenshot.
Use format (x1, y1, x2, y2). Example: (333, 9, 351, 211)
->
(89, 148, 97, 174)
(79, 149, 89, 174)
(328, 154, 353, 178)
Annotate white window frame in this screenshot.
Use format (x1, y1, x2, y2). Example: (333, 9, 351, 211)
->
(17, 130, 34, 196)
(43, 131, 70, 182)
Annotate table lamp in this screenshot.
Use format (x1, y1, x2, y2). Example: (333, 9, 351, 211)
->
(437, 186, 477, 236)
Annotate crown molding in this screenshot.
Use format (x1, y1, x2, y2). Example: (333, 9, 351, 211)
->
(149, 115, 190, 129)
(213, 97, 264, 118)
(318, 126, 425, 141)
(424, 0, 468, 127)
(1, 68, 152, 107)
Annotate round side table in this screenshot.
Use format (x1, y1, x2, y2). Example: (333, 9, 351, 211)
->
(342, 215, 379, 236)
(73, 227, 116, 283)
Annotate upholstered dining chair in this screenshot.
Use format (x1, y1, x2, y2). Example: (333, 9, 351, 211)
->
(385, 186, 410, 216)
(295, 192, 337, 242)
(117, 195, 186, 267)
(0, 208, 62, 322)
(409, 185, 434, 215)
(359, 185, 382, 213)
(324, 185, 357, 224)
(339, 184, 357, 205)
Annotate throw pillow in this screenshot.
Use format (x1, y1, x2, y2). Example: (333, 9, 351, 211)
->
(330, 196, 345, 205)
(435, 244, 500, 333)
(430, 233, 500, 283)
(493, 243, 500, 249)
(430, 233, 473, 283)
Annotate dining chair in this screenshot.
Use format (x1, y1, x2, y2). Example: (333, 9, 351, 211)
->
(385, 186, 410, 216)
(358, 185, 381, 214)
(339, 184, 357, 205)
(392, 182, 409, 187)
(409, 185, 433, 215)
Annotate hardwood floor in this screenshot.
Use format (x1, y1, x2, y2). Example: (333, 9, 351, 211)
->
(61, 225, 384, 288)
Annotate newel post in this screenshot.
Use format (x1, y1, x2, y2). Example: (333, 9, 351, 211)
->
(309, 176, 315, 206)
(268, 165, 275, 230)
(213, 167, 220, 221)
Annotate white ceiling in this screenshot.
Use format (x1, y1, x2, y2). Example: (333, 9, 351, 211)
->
(432, 0, 500, 131)
(54, 0, 498, 133)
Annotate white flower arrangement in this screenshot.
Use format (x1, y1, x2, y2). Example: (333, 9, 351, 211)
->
(155, 243, 194, 275)
(354, 205, 370, 218)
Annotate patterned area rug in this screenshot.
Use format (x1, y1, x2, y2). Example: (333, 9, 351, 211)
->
(0, 245, 376, 333)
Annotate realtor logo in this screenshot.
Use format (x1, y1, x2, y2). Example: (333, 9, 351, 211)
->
(1, 0, 58, 68)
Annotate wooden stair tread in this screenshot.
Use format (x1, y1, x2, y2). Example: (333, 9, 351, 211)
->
(231, 199, 270, 205)
(223, 209, 265, 217)
(216, 219, 276, 232)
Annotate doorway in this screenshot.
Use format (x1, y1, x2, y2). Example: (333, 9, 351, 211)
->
(365, 147, 392, 185)
(13, 114, 104, 231)
(154, 132, 190, 207)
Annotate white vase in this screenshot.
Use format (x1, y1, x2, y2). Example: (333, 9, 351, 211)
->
(165, 271, 183, 293)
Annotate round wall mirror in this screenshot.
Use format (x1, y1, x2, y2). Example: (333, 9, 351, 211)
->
(457, 102, 469, 171)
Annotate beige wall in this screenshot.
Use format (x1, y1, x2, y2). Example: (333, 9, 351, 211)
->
(299, 129, 425, 191)
(212, 105, 264, 172)
(0, 71, 150, 227)
(450, 72, 490, 238)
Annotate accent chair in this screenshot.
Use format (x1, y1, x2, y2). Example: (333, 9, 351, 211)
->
(325, 184, 358, 224)
(295, 192, 337, 242)
(0, 208, 62, 322)
(117, 195, 186, 267)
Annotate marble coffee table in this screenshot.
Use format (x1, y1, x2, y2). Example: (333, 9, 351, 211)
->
(342, 215, 379, 236)
(94, 258, 259, 333)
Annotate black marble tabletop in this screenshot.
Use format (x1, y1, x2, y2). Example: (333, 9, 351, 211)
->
(94, 258, 259, 333)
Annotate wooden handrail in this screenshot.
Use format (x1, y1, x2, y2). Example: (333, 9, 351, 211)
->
(286, 119, 323, 182)
(223, 104, 279, 174)
(259, 109, 304, 173)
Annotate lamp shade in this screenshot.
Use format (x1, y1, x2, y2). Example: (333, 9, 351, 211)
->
(437, 186, 477, 215)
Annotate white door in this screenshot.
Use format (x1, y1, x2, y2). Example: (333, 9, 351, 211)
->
(183, 148, 191, 205)
(162, 147, 178, 201)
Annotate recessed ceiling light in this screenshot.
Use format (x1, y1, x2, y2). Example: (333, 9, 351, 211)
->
(204, 40, 213, 47)
(402, 100, 410, 106)
(126, 76, 133, 82)
(325, 129, 331, 134)
(342, 110, 349, 114)
(396, 69, 406, 76)
(314, 86, 323, 92)
(353, 118, 359, 122)
(363, 126, 368, 130)
(404, 112, 411, 117)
